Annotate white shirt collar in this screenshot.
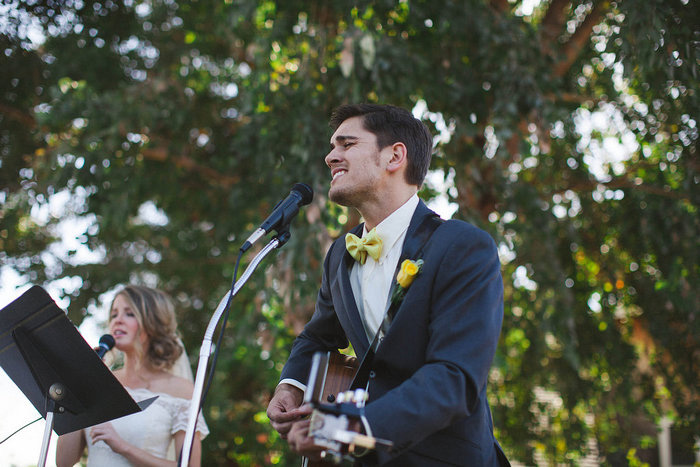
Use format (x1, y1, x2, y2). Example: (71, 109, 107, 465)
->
(362, 194, 419, 261)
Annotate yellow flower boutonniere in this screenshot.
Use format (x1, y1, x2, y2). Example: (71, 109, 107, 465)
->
(391, 259, 423, 305)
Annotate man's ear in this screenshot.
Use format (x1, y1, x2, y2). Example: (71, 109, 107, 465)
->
(386, 142, 408, 174)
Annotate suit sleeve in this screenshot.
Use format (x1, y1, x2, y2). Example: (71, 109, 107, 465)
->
(365, 224, 504, 457)
(279, 239, 349, 384)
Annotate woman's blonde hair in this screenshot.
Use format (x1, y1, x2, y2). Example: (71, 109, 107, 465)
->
(109, 285, 183, 371)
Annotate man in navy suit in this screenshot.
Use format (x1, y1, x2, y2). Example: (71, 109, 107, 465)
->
(267, 104, 508, 465)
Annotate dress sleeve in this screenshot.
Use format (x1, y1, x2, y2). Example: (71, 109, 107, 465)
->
(171, 398, 210, 440)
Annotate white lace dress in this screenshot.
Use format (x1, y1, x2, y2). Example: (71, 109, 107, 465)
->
(84, 387, 209, 466)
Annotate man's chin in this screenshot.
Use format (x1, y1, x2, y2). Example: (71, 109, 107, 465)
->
(328, 188, 352, 207)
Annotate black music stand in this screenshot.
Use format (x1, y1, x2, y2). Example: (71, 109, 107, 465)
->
(0, 286, 156, 466)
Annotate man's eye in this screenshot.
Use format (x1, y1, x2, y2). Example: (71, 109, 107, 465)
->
(344, 143, 354, 148)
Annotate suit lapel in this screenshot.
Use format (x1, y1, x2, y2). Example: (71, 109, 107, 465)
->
(385, 201, 442, 323)
(399, 201, 437, 266)
(331, 224, 370, 356)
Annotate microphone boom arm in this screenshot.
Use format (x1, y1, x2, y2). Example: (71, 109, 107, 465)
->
(179, 235, 285, 466)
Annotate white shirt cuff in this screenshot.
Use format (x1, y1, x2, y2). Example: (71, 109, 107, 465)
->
(278, 378, 307, 394)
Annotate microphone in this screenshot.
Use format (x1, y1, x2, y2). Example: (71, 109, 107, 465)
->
(95, 334, 115, 359)
(241, 183, 313, 252)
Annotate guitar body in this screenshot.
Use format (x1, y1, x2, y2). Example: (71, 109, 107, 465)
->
(319, 352, 358, 404)
(303, 352, 359, 467)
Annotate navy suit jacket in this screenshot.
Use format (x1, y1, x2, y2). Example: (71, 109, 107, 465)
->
(281, 201, 508, 466)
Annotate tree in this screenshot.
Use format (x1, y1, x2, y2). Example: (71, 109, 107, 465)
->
(1, 0, 697, 464)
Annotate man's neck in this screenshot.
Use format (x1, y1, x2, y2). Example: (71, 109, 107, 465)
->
(359, 188, 418, 230)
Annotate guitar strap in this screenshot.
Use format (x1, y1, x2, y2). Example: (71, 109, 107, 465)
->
(349, 213, 445, 391)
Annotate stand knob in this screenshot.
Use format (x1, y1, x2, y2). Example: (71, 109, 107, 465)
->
(49, 383, 66, 402)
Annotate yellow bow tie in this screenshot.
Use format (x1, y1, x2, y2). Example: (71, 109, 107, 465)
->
(345, 228, 383, 265)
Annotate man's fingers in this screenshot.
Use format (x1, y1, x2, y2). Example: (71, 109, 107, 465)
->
(270, 407, 305, 423)
(288, 419, 326, 457)
(284, 405, 311, 419)
(287, 420, 309, 452)
(271, 420, 295, 437)
(295, 404, 313, 416)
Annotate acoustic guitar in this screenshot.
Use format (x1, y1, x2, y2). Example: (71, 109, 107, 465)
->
(302, 352, 358, 466)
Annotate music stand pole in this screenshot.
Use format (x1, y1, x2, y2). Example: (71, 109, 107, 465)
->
(37, 383, 65, 467)
(180, 235, 285, 466)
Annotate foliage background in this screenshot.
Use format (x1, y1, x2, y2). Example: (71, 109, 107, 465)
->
(1, 0, 697, 465)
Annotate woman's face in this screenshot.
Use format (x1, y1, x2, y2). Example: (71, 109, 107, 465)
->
(109, 294, 148, 352)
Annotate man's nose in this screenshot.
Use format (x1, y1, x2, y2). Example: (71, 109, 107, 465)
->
(325, 149, 340, 167)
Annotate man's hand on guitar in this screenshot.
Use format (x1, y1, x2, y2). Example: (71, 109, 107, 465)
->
(267, 383, 308, 439)
(287, 417, 326, 460)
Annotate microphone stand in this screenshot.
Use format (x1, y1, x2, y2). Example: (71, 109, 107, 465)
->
(179, 231, 290, 466)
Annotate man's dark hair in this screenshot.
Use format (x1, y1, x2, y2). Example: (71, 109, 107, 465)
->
(329, 104, 433, 186)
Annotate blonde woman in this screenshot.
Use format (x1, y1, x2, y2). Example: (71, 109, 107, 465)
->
(56, 285, 208, 467)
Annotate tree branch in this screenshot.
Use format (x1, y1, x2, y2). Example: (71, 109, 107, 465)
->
(141, 147, 240, 187)
(489, 0, 510, 14)
(0, 104, 36, 128)
(546, 91, 604, 104)
(540, 0, 571, 54)
(551, 177, 690, 201)
(554, 2, 607, 77)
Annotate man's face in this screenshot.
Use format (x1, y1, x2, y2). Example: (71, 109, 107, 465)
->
(325, 116, 386, 208)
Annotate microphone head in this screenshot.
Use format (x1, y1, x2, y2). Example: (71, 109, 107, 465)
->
(292, 183, 314, 206)
(99, 333, 115, 350)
